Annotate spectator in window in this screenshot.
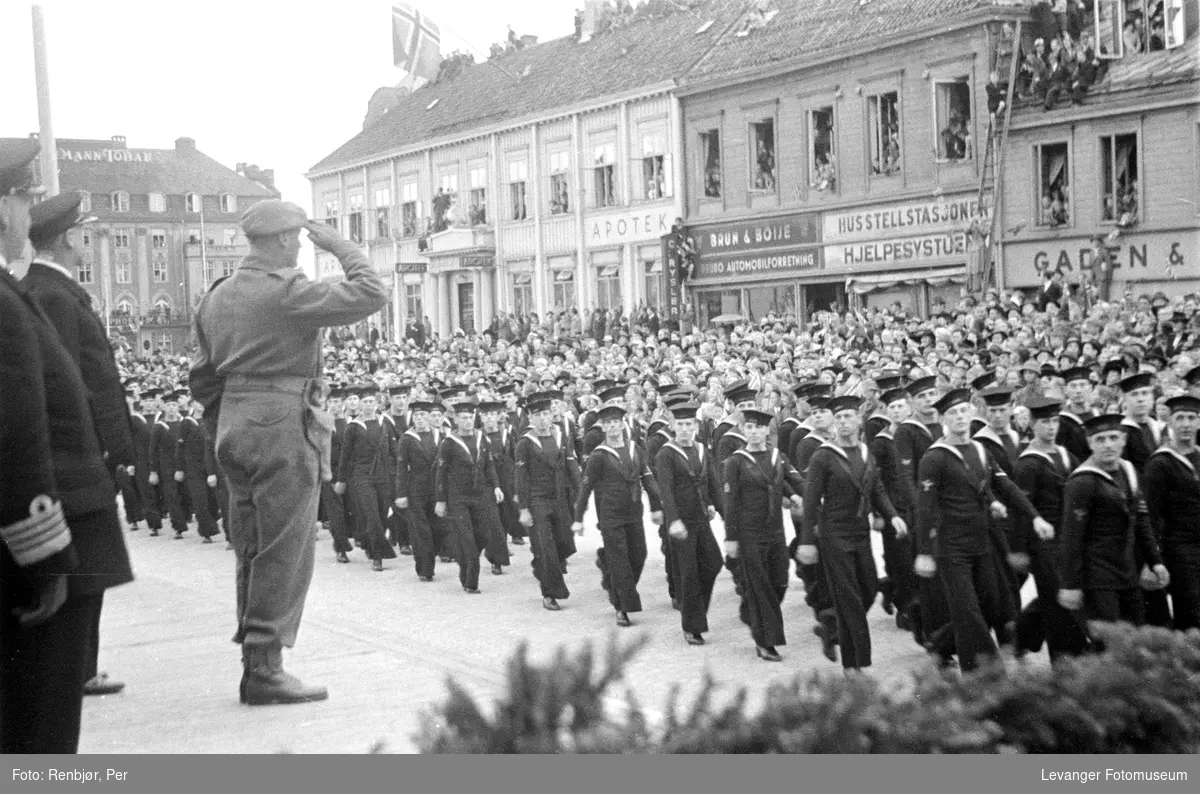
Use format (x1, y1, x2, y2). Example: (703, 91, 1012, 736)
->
(1071, 46, 1101, 103)
(1149, 14, 1166, 51)
(755, 139, 775, 190)
(1122, 20, 1142, 54)
(1118, 180, 1138, 227)
(941, 116, 967, 159)
(1021, 48, 1050, 98)
(883, 126, 901, 175)
(1042, 51, 1075, 110)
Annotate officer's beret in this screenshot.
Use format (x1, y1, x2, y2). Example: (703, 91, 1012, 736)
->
(28, 191, 92, 245)
(0, 138, 41, 195)
(240, 199, 308, 238)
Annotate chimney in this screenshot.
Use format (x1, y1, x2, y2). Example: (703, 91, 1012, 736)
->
(175, 137, 196, 152)
(110, 135, 127, 147)
(262, 169, 275, 188)
(579, 0, 608, 43)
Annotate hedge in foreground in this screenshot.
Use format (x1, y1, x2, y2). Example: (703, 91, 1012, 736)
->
(415, 623, 1200, 754)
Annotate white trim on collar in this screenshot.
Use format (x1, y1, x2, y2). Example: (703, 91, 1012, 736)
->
(30, 257, 74, 281)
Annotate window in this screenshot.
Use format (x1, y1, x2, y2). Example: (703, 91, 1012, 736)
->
(512, 273, 533, 315)
(404, 283, 423, 320)
(596, 266, 621, 309)
(1164, 0, 1186, 49)
(749, 119, 775, 191)
(222, 260, 235, 278)
(347, 192, 364, 243)
(934, 78, 973, 161)
(548, 149, 571, 215)
(1100, 132, 1139, 225)
(203, 260, 215, 285)
(552, 270, 576, 310)
(640, 125, 670, 200)
(187, 228, 201, 244)
(468, 164, 487, 225)
(433, 174, 457, 232)
(80, 229, 91, 248)
(323, 197, 339, 231)
(111, 191, 129, 212)
(640, 245, 662, 309)
(152, 253, 168, 283)
(153, 297, 172, 319)
(808, 106, 837, 191)
(77, 251, 93, 284)
(220, 194, 236, 213)
(148, 192, 165, 212)
(153, 331, 172, 353)
(591, 140, 617, 208)
(116, 298, 134, 316)
(508, 160, 528, 221)
(186, 193, 202, 213)
(1034, 142, 1071, 228)
(78, 191, 91, 212)
(868, 91, 901, 178)
(373, 186, 391, 239)
(114, 230, 130, 248)
(115, 251, 131, 284)
(400, 181, 419, 236)
(699, 129, 722, 198)
(223, 228, 237, 246)
(151, 230, 166, 248)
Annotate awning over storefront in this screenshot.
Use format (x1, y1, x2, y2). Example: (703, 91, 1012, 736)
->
(845, 267, 966, 295)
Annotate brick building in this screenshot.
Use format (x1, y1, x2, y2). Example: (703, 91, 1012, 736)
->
(2, 134, 278, 354)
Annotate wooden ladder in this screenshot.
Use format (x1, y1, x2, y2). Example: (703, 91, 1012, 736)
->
(971, 18, 1022, 295)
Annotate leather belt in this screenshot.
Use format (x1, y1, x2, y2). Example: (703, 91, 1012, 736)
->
(224, 374, 314, 396)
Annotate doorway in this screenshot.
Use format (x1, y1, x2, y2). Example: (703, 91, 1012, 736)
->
(457, 282, 476, 334)
(802, 281, 847, 321)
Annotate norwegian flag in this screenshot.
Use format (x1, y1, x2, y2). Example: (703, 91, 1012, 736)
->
(392, 2, 441, 81)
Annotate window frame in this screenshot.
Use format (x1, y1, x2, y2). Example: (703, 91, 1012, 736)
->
(113, 229, 130, 248)
(347, 191, 364, 243)
(1032, 140, 1074, 230)
(77, 251, 94, 284)
(152, 253, 169, 283)
(79, 191, 91, 213)
(548, 146, 572, 216)
(748, 117, 777, 194)
(185, 192, 202, 213)
(698, 126, 723, 200)
(507, 158, 529, 221)
(931, 76, 975, 163)
(866, 89, 902, 180)
(1098, 129, 1142, 226)
(111, 191, 129, 212)
(151, 230, 166, 249)
(637, 120, 670, 202)
(807, 104, 838, 192)
(115, 250, 132, 284)
(219, 194, 237, 213)
(468, 162, 488, 225)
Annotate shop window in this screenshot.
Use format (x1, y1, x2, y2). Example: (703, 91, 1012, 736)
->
(552, 270, 576, 310)
(549, 150, 571, 215)
(808, 106, 837, 191)
(347, 192, 364, 243)
(115, 251, 131, 284)
(640, 125, 669, 200)
(468, 164, 488, 225)
(1034, 142, 1071, 228)
(1100, 132, 1139, 226)
(592, 141, 617, 209)
(749, 119, 775, 191)
(867, 91, 901, 178)
(77, 252, 94, 284)
(323, 197, 339, 231)
(747, 284, 796, 323)
(596, 265, 621, 309)
(148, 192, 164, 212)
(508, 160, 528, 221)
(699, 128, 721, 198)
(698, 288, 742, 327)
(400, 181, 419, 237)
(404, 283, 423, 320)
(934, 78, 972, 161)
(512, 273, 533, 316)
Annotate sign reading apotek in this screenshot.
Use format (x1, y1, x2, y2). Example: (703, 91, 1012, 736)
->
(589, 208, 675, 245)
(694, 212, 820, 255)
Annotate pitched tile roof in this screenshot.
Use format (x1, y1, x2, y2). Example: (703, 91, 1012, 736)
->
(0, 136, 277, 198)
(307, 1, 745, 175)
(683, 0, 1004, 87)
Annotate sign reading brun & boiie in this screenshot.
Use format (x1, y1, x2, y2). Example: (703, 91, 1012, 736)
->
(693, 212, 820, 255)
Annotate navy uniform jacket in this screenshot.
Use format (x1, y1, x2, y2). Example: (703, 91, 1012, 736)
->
(895, 418, 941, 513)
(1013, 445, 1076, 555)
(1058, 460, 1162, 590)
(22, 260, 135, 472)
(1143, 447, 1200, 550)
(791, 432, 828, 482)
(777, 415, 802, 456)
(338, 417, 396, 484)
(1121, 416, 1166, 473)
(149, 419, 184, 478)
(435, 431, 500, 501)
(654, 441, 722, 529)
(1055, 409, 1095, 462)
(484, 427, 517, 501)
(177, 416, 214, 478)
(709, 418, 737, 459)
(130, 413, 154, 472)
(395, 428, 441, 499)
(514, 428, 581, 508)
(863, 413, 891, 445)
(714, 429, 746, 475)
(801, 442, 897, 549)
(380, 412, 409, 489)
(724, 448, 803, 543)
(573, 440, 662, 526)
(645, 427, 673, 464)
(869, 428, 903, 508)
(916, 440, 1039, 558)
(329, 417, 348, 485)
(581, 422, 605, 456)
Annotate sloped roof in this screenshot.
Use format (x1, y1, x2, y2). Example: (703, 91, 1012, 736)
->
(0, 137, 277, 197)
(1096, 44, 1199, 93)
(682, 0, 1005, 87)
(307, 1, 746, 175)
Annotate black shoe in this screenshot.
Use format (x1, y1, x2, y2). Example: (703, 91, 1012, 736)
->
(149, 529, 159, 537)
(755, 646, 782, 662)
(84, 674, 126, 696)
(511, 537, 526, 545)
(896, 612, 913, 632)
(173, 531, 184, 540)
(439, 555, 453, 563)
(491, 564, 503, 575)
(418, 575, 433, 582)
(879, 579, 895, 615)
(371, 559, 383, 572)
(615, 611, 631, 627)
(464, 587, 481, 594)
(814, 624, 839, 663)
(684, 632, 705, 646)
(399, 545, 413, 555)
(671, 598, 681, 611)
(201, 536, 213, 544)
(542, 597, 561, 611)
(336, 552, 349, 564)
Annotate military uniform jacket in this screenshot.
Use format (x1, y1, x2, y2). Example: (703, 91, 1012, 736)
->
(1121, 416, 1166, 473)
(863, 413, 891, 445)
(895, 418, 941, 511)
(714, 429, 747, 474)
(786, 422, 813, 467)
(23, 260, 135, 471)
(380, 412, 409, 484)
(574, 440, 663, 525)
(581, 422, 605, 457)
(131, 413, 154, 472)
(1055, 408, 1095, 462)
(395, 428, 441, 499)
(436, 431, 500, 501)
(330, 416, 348, 484)
(916, 440, 1038, 558)
(484, 427, 517, 498)
(654, 442, 722, 528)
(149, 418, 184, 477)
(646, 428, 673, 464)
(869, 428, 903, 507)
(514, 428, 581, 507)
(724, 448, 803, 543)
(1013, 445, 1076, 554)
(1143, 446, 1200, 549)
(1058, 460, 1162, 590)
(777, 415, 802, 456)
(177, 416, 214, 477)
(791, 432, 829, 482)
(709, 418, 736, 460)
(339, 417, 396, 484)
(801, 442, 897, 549)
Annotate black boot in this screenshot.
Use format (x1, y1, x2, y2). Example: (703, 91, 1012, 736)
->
(241, 645, 328, 706)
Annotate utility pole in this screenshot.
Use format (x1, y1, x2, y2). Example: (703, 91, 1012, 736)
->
(31, 5, 59, 196)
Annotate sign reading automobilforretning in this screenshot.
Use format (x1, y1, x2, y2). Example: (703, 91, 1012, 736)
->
(694, 248, 821, 279)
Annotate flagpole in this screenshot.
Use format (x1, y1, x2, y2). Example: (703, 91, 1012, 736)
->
(31, 5, 59, 197)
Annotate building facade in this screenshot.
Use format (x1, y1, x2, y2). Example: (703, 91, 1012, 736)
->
(998, 0, 1199, 299)
(306, 1, 748, 341)
(3, 134, 278, 354)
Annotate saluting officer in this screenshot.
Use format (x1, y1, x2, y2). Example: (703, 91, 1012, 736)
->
(573, 404, 663, 627)
(799, 396, 905, 674)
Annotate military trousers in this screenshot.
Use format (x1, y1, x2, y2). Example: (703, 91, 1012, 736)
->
(319, 482, 352, 555)
(937, 551, 1007, 672)
(528, 498, 572, 600)
(349, 478, 397, 563)
(447, 494, 504, 590)
(403, 492, 442, 579)
(1164, 543, 1200, 633)
(669, 516, 723, 636)
(819, 537, 878, 669)
(597, 518, 648, 613)
(735, 536, 789, 648)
